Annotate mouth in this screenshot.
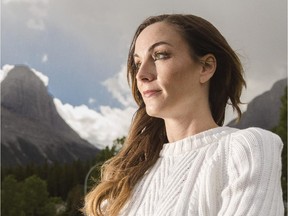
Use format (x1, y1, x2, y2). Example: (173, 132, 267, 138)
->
(142, 90, 161, 98)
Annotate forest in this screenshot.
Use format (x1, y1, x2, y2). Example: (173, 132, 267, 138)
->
(1, 137, 124, 216)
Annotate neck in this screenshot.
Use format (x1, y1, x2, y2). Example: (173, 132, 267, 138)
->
(164, 112, 218, 143)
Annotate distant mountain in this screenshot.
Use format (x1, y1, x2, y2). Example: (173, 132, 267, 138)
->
(228, 78, 287, 129)
(1, 65, 99, 167)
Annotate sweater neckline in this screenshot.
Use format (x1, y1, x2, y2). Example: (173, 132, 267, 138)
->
(159, 126, 236, 157)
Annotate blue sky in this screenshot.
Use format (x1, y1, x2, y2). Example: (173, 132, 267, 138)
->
(1, 0, 287, 148)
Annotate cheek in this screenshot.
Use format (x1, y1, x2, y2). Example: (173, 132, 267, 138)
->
(158, 62, 183, 81)
(166, 67, 200, 97)
(162, 63, 197, 85)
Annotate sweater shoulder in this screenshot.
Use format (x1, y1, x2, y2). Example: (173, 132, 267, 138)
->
(223, 127, 283, 177)
(218, 127, 284, 215)
(229, 127, 283, 152)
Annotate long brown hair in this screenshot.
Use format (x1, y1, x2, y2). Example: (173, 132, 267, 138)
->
(83, 14, 246, 216)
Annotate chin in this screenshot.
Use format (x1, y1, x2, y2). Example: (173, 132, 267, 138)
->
(146, 107, 164, 118)
(146, 111, 158, 117)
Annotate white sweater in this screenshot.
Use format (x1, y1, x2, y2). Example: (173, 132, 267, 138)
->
(120, 127, 284, 216)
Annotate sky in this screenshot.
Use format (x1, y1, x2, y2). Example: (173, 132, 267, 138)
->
(1, 0, 287, 148)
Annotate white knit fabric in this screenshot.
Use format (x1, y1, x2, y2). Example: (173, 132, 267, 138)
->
(120, 127, 284, 216)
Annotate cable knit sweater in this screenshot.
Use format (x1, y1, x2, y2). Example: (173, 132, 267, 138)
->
(120, 127, 284, 216)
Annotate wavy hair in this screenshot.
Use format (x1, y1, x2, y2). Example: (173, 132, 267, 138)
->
(83, 14, 246, 216)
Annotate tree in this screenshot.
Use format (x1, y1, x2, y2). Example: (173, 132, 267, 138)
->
(1, 175, 25, 216)
(65, 184, 85, 216)
(1, 175, 63, 216)
(272, 86, 287, 211)
(85, 137, 125, 193)
(22, 175, 55, 215)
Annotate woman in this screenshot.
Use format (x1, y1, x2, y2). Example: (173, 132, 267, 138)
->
(84, 14, 284, 216)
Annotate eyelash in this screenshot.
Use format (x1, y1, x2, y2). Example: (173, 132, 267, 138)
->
(134, 51, 170, 71)
(153, 51, 170, 61)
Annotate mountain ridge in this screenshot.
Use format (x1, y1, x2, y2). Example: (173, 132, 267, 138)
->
(228, 78, 287, 129)
(1, 65, 99, 167)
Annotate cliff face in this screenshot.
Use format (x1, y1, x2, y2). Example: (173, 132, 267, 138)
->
(1, 65, 99, 167)
(228, 78, 287, 129)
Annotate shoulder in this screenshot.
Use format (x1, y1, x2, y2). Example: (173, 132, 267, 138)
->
(224, 127, 283, 174)
(229, 127, 283, 152)
(217, 129, 284, 215)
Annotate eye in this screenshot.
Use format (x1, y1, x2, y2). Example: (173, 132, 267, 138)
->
(134, 61, 141, 71)
(153, 51, 170, 61)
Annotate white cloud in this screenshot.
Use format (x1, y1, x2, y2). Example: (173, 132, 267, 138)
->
(26, 3, 47, 30)
(44, 0, 286, 108)
(102, 65, 136, 107)
(3, 0, 49, 5)
(54, 65, 138, 149)
(0, 65, 15, 82)
(30, 68, 49, 86)
(27, 18, 45, 30)
(28, 3, 47, 17)
(54, 98, 136, 149)
(3, 0, 49, 31)
(88, 98, 96, 104)
(41, 54, 48, 63)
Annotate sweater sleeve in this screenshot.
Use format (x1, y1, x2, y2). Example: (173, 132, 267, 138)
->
(218, 127, 284, 216)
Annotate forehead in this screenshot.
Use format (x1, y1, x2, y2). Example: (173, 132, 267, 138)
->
(135, 22, 185, 51)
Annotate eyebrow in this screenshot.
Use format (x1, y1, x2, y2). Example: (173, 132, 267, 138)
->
(133, 41, 173, 58)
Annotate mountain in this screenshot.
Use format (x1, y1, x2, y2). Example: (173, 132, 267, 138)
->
(1, 65, 99, 167)
(228, 78, 287, 129)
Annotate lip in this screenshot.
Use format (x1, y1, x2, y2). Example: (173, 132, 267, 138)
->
(142, 90, 161, 98)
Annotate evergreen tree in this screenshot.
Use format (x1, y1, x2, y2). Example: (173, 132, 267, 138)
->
(1, 137, 126, 215)
(65, 184, 85, 216)
(85, 137, 125, 192)
(1, 175, 25, 216)
(272, 86, 287, 211)
(1, 175, 63, 216)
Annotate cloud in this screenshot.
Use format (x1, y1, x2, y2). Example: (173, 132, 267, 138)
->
(45, 0, 286, 104)
(54, 66, 137, 148)
(26, 3, 47, 30)
(41, 54, 48, 63)
(54, 98, 136, 149)
(0, 65, 15, 82)
(31, 68, 49, 86)
(3, 0, 49, 3)
(3, 0, 48, 31)
(88, 98, 96, 105)
(102, 65, 136, 107)
(28, 2, 48, 16)
(3, 0, 286, 105)
(27, 18, 45, 30)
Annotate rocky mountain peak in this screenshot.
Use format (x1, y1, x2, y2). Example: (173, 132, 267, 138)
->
(2, 65, 70, 132)
(1, 65, 99, 167)
(228, 78, 287, 129)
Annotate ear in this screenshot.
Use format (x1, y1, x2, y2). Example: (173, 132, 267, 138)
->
(199, 54, 216, 84)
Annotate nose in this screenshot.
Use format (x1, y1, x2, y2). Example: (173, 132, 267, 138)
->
(135, 59, 156, 83)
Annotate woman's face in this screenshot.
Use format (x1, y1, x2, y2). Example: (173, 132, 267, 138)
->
(134, 22, 206, 119)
